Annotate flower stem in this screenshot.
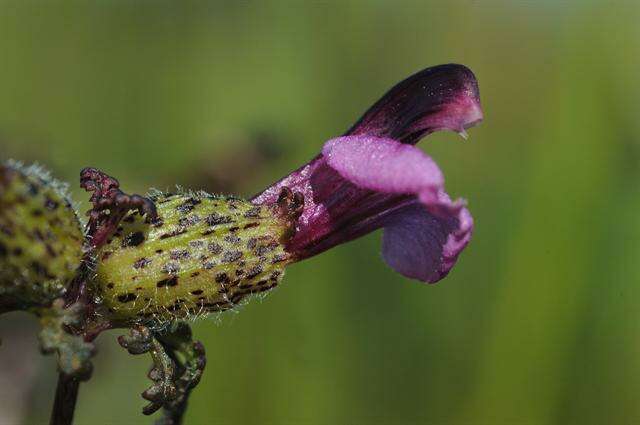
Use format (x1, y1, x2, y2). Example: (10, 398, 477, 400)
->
(50, 372, 80, 425)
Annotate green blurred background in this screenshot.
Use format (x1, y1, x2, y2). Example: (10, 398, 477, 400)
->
(1, 1, 639, 424)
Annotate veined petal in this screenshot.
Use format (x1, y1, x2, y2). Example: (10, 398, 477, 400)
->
(322, 135, 443, 198)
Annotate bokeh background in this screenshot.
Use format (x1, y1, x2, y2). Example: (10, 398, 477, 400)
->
(1, 1, 639, 424)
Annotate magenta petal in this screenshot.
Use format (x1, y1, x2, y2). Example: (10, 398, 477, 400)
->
(322, 135, 473, 283)
(345, 64, 482, 144)
(322, 136, 443, 197)
(252, 64, 481, 282)
(381, 197, 473, 283)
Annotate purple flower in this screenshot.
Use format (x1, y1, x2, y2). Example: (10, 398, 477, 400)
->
(252, 64, 482, 283)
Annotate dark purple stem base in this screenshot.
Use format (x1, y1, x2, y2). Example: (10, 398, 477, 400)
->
(50, 373, 80, 425)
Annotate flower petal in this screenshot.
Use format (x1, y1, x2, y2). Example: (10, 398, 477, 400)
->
(322, 135, 443, 199)
(345, 64, 482, 144)
(321, 135, 473, 283)
(381, 197, 473, 283)
(251, 64, 481, 281)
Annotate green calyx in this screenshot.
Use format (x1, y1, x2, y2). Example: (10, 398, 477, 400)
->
(0, 161, 84, 311)
(93, 192, 290, 325)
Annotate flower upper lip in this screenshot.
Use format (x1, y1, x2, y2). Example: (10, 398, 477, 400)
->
(344, 63, 482, 144)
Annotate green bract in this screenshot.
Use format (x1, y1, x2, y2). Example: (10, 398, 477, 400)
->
(0, 162, 84, 311)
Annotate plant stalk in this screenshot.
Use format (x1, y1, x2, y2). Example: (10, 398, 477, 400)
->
(50, 372, 80, 425)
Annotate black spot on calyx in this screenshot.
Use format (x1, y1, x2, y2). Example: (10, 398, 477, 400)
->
(160, 228, 187, 239)
(169, 249, 190, 260)
(122, 231, 145, 247)
(133, 257, 151, 269)
(162, 262, 180, 274)
(0, 242, 7, 257)
(179, 215, 201, 227)
(270, 271, 282, 281)
(157, 276, 178, 287)
(207, 242, 222, 254)
(205, 213, 233, 226)
(167, 302, 184, 312)
(272, 254, 286, 264)
(191, 289, 203, 295)
(224, 234, 241, 244)
(243, 206, 261, 218)
(30, 261, 55, 279)
(215, 272, 230, 284)
(27, 182, 39, 195)
(0, 225, 14, 237)
(44, 243, 56, 258)
(246, 265, 263, 279)
(177, 198, 201, 214)
(44, 197, 59, 211)
(33, 229, 46, 242)
(222, 251, 242, 263)
(230, 293, 244, 303)
(117, 293, 137, 303)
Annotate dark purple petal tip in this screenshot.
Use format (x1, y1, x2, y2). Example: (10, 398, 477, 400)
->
(346, 63, 482, 144)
